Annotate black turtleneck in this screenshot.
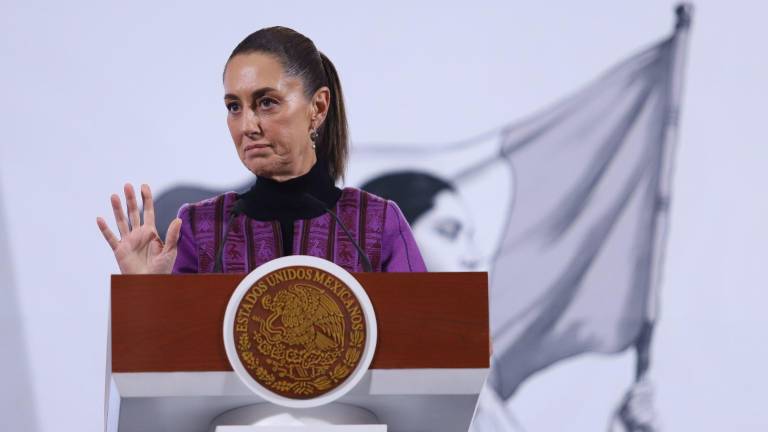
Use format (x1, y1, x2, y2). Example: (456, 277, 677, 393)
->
(236, 158, 342, 256)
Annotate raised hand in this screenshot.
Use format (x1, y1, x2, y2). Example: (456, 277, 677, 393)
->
(96, 183, 182, 274)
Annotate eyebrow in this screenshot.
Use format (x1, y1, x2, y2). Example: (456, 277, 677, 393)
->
(224, 87, 278, 101)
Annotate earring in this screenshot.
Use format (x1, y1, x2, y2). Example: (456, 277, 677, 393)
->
(309, 129, 319, 142)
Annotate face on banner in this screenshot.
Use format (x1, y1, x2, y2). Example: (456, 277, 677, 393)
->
(355, 168, 491, 272)
(409, 189, 485, 272)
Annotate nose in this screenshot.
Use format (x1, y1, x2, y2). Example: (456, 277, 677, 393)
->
(241, 108, 262, 138)
(460, 254, 481, 271)
(460, 238, 485, 271)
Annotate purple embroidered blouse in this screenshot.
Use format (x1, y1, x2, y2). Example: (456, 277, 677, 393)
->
(171, 187, 427, 274)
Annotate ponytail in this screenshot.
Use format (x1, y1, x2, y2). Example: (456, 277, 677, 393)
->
(318, 52, 348, 182)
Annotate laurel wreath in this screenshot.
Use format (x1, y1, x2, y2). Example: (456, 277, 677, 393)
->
(237, 328, 366, 396)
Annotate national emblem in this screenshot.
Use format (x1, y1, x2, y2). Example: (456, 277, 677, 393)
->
(233, 265, 367, 399)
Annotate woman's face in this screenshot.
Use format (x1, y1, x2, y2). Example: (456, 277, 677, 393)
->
(412, 190, 486, 272)
(223, 53, 329, 181)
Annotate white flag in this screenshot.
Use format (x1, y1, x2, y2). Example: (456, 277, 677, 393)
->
(487, 19, 688, 399)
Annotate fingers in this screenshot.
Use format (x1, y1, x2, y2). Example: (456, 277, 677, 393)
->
(96, 217, 120, 251)
(110, 194, 130, 237)
(124, 183, 141, 230)
(163, 218, 182, 253)
(141, 184, 156, 229)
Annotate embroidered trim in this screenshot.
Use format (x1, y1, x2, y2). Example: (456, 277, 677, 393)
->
(271, 221, 282, 257)
(245, 218, 255, 272)
(213, 195, 225, 272)
(358, 191, 368, 269)
(393, 201, 414, 272)
(300, 219, 311, 255)
(326, 215, 336, 261)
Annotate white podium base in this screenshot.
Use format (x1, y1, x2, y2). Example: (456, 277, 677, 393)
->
(209, 403, 385, 431)
(215, 428, 383, 432)
(108, 369, 487, 432)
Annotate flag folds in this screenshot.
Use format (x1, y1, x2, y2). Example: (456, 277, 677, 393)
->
(487, 32, 683, 399)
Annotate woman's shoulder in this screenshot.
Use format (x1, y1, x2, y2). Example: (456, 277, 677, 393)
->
(339, 186, 388, 206)
(340, 189, 426, 272)
(177, 191, 240, 217)
(338, 187, 406, 229)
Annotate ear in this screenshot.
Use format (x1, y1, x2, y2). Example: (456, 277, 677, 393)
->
(310, 86, 331, 129)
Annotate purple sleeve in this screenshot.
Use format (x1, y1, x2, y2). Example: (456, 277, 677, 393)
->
(171, 204, 199, 274)
(381, 200, 428, 272)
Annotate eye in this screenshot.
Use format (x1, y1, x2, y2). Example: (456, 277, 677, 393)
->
(434, 220, 461, 241)
(226, 102, 241, 114)
(258, 97, 278, 109)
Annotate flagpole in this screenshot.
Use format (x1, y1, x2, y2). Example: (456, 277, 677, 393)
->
(635, 2, 693, 381)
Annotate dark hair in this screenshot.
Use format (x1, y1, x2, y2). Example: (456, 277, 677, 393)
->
(226, 26, 348, 181)
(361, 171, 455, 224)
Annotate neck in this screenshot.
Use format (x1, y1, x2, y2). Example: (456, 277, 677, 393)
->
(268, 153, 317, 183)
(238, 157, 342, 221)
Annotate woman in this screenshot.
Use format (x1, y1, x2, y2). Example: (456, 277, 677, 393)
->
(96, 26, 426, 274)
(361, 171, 484, 272)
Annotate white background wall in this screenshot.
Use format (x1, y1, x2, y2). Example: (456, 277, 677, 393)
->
(1, 0, 766, 430)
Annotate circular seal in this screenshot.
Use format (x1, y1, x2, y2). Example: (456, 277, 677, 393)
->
(223, 256, 377, 408)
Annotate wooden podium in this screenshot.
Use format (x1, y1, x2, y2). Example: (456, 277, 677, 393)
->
(106, 272, 490, 432)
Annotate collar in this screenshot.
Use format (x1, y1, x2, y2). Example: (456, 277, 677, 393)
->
(237, 158, 342, 221)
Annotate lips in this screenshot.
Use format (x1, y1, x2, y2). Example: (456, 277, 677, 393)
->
(243, 143, 270, 153)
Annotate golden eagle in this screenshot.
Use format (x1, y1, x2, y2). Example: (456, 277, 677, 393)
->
(261, 283, 345, 352)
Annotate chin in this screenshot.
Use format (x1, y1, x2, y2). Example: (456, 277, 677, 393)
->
(243, 158, 276, 177)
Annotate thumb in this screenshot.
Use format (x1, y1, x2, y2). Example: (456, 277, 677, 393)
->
(163, 218, 182, 253)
